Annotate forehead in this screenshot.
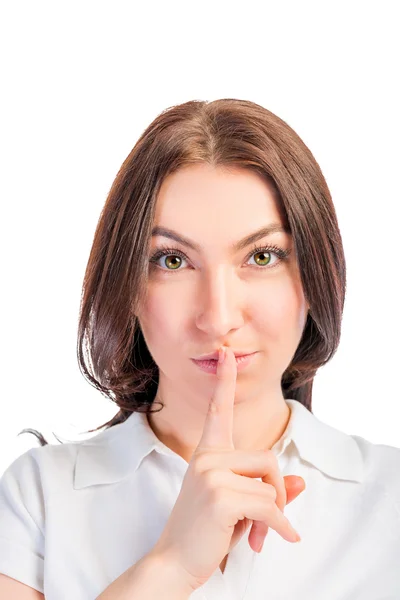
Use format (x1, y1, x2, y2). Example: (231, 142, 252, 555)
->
(154, 164, 286, 234)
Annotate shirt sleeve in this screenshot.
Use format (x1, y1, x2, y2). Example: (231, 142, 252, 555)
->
(0, 448, 45, 593)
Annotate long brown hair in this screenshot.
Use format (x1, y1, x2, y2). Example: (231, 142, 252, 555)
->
(20, 98, 345, 447)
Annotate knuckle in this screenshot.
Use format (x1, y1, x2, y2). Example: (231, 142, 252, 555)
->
(208, 482, 226, 510)
(215, 490, 238, 522)
(264, 498, 280, 522)
(203, 468, 223, 492)
(192, 452, 212, 474)
(263, 448, 279, 468)
(275, 505, 293, 531)
(263, 482, 278, 500)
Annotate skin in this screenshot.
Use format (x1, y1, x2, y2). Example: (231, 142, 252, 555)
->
(136, 163, 310, 467)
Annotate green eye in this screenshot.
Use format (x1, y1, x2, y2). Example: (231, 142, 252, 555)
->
(149, 243, 291, 273)
(253, 250, 272, 267)
(164, 255, 182, 270)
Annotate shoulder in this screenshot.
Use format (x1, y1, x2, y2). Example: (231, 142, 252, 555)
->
(1, 442, 80, 508)
(2, 441, 79, 478)
(351, 434, 400, 516)
(0, 444, 82, 592)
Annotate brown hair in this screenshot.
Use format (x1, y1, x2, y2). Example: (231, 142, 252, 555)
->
(20, 98, 345, 447)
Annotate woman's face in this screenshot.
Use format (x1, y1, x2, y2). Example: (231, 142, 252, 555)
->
(137, 163, 309, 410)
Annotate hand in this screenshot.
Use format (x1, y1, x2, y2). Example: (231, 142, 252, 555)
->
(151, 346, 305, 592)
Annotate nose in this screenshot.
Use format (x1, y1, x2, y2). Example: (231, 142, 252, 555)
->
(194, 271, 245, 337)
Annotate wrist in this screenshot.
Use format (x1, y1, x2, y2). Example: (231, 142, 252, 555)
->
(137, 550, 194, 598)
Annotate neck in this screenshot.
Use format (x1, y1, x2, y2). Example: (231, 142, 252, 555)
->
(147, 388, 291, 464)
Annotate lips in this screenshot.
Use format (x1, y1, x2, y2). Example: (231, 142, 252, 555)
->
(195, 351, 221, 361)
(194, 350, 255, 360)
(192, 351, 258, 373)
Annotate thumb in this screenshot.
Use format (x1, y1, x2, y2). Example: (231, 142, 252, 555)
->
(284, 475, 306, 504)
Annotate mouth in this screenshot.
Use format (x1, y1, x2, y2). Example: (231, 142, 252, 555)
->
(193, 350, 257, 361)
(191, 352, 258, 373)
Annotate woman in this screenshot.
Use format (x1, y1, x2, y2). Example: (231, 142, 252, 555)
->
(1, 99, 399, 599)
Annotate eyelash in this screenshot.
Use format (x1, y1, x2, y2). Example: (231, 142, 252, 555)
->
(149, 242, 292, 274)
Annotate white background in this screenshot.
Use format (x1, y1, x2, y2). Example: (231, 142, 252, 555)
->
(1, 1, 399, 475)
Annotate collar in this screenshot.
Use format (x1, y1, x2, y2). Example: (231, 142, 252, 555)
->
(73, 399, 364, 490)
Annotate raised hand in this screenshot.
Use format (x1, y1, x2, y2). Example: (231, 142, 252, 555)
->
(152, 345, 305, 592)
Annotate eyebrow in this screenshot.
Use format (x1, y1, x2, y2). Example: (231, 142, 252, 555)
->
(151, 223, 291, 254)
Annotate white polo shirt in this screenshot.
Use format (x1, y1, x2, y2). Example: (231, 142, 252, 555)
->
(1, 399, 400, 599)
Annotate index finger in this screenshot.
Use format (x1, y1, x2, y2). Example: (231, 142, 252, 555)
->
(195, 346, 238, 453)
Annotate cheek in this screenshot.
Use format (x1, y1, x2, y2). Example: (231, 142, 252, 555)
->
(137, 289, 183, 349)
(251, 282, 306, 341)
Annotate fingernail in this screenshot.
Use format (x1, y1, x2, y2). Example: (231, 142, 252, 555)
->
(293, 530, 301, 543)
(257, 539, 264, 552)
